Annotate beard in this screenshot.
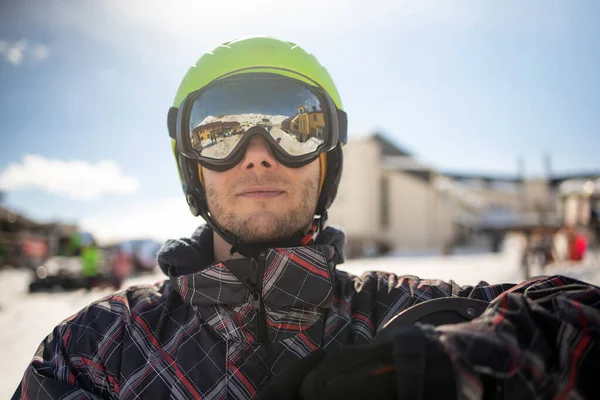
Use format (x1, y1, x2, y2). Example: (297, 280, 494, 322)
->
(205, 172, 319, 245)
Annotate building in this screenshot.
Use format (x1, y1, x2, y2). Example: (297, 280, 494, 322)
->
(557, 176, 600, 226)
(328, 134, 458, 258)
(281, 105, 325, 142)
(192, 121, 241, 148)
(327, 133, 600, 258)
(0, 205, 78, 268)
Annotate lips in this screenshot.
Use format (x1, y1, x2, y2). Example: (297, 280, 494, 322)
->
(236, 187, 285, 198)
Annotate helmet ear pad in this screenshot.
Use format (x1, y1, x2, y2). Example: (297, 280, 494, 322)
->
(316, 146, 343, 217)
(178, 153, 207, 218)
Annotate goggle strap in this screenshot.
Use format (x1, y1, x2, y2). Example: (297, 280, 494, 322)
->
(168, 107, 178, 139)
(337, 109, 348, 144)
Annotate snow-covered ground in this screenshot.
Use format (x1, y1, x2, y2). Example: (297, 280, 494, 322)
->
(201, 135, 243, 158)
(270, 127, 322, 155)
(2, 240, 599, 398)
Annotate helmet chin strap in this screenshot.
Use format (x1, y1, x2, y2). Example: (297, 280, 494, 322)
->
(199, 206, 324, 259)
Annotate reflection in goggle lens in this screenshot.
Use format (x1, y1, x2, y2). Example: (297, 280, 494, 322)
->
(188, 78, 327, 160)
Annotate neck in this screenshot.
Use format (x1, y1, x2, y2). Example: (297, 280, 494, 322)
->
(213, 232, 244, 262)
(212, 223, 317, 262)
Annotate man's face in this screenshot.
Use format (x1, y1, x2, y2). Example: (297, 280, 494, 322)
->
(202, 136, 320, 244)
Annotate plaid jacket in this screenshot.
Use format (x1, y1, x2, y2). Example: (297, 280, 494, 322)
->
(14, 226, 600, 399)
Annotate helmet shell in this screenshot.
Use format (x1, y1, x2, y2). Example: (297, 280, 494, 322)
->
(172, 36, 344, 110)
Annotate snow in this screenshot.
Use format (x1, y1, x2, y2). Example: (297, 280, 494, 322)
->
(270, 127, 322, 155)
(1, 240, 599, 398)
(201, 135, 243, 158)
(0, 269, 166, 398)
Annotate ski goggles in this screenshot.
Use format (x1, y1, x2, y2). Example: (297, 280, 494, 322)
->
(169, 73, 347, 171)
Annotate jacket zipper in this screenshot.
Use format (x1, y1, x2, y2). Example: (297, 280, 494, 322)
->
(254, 251, 268, 343)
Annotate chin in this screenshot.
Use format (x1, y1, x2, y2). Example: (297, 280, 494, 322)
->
(239, 204, 286, 218)
(235, 212, 295, 243)
(243, 211, 281, 229)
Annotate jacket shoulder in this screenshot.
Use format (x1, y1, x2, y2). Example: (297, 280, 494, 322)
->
(18, 280, 175, 398)
(57, 280, 172, 347)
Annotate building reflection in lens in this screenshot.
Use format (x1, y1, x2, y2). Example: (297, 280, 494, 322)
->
(280, 105, 324, 142)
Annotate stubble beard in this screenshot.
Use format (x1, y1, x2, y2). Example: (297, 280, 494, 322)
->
(205, 174, 319, 244)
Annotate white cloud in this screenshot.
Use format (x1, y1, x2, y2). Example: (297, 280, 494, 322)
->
(21, 0, 571, 74)
(31, 43, 49, 60)
(104, 0, 479, 39)
(0, 39, 50, 65)
(25, 0, 480, 59)
(0, 155, 139, 200)
(6, 39, 27, 65)
(80, 197, 203, 244)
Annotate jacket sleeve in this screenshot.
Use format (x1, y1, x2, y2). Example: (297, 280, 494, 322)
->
(13, 298, 126, 400)
(432, 275, 600, 399)
(351, 271, 515, 334)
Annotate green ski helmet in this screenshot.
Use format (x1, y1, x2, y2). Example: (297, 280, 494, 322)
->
(167, 36, 347, 254)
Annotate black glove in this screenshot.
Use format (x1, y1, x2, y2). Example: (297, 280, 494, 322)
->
(257, 349, 327, 400)
(257, 326, 457, 400)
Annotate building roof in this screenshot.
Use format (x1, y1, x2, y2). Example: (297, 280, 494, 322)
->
(0, 205, 36, 225)
(369, 133, 413, 157)
(440, 170, 600, 187)
(381, 155, 429, 171)
(367, 134, 433, 182)
(550, 171, 600, 186)
(559, 176, 600, 195)
(440, 171, 523, 184)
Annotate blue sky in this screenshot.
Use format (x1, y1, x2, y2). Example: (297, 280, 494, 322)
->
(0, 0, 599, 242)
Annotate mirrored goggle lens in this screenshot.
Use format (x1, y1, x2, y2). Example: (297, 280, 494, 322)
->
(188, 77, 327, 160)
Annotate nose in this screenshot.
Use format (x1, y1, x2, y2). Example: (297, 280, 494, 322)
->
(240, 136, 278, 170)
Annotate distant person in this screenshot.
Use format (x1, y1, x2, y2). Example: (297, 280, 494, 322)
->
(14, 36, 600, 400)
(566, 225, 588, 262)
(80, 241, 101, 289)
(67, 232, 82, 256)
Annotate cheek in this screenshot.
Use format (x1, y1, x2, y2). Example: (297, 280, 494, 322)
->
(202, 168, 229, 198)
(291, 160, 321, 196)
(305, 160, 321, 189)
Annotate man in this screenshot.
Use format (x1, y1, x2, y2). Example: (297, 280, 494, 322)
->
(14, 36, 600, 399)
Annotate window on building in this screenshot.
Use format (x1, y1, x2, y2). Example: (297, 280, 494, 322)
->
(313, 115, 318, 121)
(380, 175, 390, 229)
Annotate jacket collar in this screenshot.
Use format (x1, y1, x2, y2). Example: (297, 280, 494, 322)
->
(157, 225, 346, 313)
